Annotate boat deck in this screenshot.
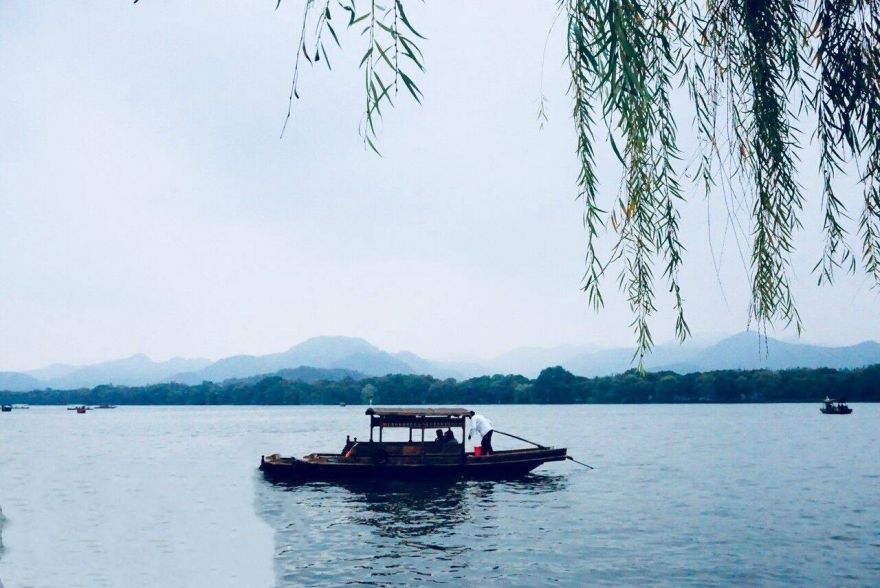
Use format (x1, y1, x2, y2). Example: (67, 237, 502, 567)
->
(260, 406, 570, 482)
(261, 445, 567, 482)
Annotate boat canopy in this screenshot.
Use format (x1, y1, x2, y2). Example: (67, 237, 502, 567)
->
(365, 408, 474, 418)
(366, 408, 473, 429)
(364, 408, 474, 441)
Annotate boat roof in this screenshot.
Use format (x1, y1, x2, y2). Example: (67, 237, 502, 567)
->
(365, 407, 474, 418)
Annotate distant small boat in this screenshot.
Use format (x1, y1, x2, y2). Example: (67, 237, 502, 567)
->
(820, 397, 852, 415)
(339, 402, 346, 407)
(12, 405, 30, 409)
(67, 406, 89, 414)
(94, 404, 117, 409)
(1, 405, 12, 413)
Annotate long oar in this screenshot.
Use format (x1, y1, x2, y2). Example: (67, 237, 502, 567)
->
(494, 430, 595, 470)
(566, 456, 594, 470)
(493, 429, 547, 449)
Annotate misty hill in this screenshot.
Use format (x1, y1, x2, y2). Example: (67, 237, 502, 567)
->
(490, 332, 880, 377)
(24, 363, 81, 381)
(4, 363, 880, 407)
(392, 351, 484, 380)
(168, 337, 476, 384)
(0, 337, 469, 392)
(168, 337, 420, 384)
(0, 356, 212, 391)
(655, 331, 880, 373)
(220, 366, 366, 386)
(41, 355, 213, 390)
(4, 332, 880, 393)
(490, 339, 716, 377)
(0, 372, 43, 393)
(491, 343, 605, 377)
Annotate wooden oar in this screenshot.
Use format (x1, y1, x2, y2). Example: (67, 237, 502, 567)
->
(566, 456, 595, 470)
(493, 429, 547, 449)
(494, 429, 595, 470)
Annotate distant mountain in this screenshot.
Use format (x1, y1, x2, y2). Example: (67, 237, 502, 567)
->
(0, 337, 466, 392)
(168, 337, 416, 384)
(489, 341, 707, 377)
(489, 332, 880, 377)
(167, 336, 478, 384)
(24, 363, 80, 381)
(654, 331, 880, 373)
(3, 332, 879, 393)
(392, 351, 484, 379)
(0, 372, 43, 393)
(222, 366, 366, 386)
(42, 355, 213, 389)
(491, 344, 603, 377)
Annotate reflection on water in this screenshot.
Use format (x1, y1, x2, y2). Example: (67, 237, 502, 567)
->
(256, 474, 567, 586)
(0, 505, 5, 561)
(333, 479, 473, 540)
(2, 405, 877, 586)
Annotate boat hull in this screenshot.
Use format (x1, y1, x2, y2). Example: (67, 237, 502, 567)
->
(260, 447, 567, 482)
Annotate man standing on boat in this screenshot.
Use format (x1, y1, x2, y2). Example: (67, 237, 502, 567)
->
(468, 413, 494, 455)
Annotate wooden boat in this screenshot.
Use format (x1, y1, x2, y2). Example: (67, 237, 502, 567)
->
(67, 405, 89, 413)
(260, 407, 568, 482)
(820, 397, 852, 414)
(1, 405, 12, 413)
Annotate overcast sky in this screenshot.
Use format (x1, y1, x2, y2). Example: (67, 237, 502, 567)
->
(1, 1, 877, 371)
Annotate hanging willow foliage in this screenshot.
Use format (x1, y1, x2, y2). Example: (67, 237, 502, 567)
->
(278, 0, 425, 154)
(273, 0, 880, 361)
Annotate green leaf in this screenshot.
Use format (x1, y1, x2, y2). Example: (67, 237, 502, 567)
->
(326, 21, 340, 47)
(341, 4, 356, 26)
(366, 135, 382, 156)
(395, 0, 426, 39)
(399, 70, 422, 103)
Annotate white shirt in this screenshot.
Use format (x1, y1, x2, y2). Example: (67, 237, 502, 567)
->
(469, 414, 493, 439)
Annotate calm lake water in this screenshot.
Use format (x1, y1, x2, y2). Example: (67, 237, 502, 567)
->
(0, 404, 877, 587)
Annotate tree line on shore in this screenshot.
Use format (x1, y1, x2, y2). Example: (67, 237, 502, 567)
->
(2, 364, 878, 406)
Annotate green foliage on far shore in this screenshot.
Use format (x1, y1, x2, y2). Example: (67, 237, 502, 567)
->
(2, 364, 878, 406)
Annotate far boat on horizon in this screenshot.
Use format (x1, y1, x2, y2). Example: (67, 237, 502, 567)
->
(821, 397, 852, 415)
(67, 405, 89, 414)
(1, 404, 11, 412)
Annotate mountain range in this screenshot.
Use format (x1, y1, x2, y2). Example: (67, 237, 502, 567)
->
(495, 331, 880, 377)
(0, 336, 466, 392)
(1, 332, 879, 392)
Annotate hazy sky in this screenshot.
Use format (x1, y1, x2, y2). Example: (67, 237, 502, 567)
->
(1, 1, 878, 371)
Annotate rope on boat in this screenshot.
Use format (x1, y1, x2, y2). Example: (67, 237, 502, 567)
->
(494, 429, 595, 470)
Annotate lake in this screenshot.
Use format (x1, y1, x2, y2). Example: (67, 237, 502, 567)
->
(0, 404, 877, 586)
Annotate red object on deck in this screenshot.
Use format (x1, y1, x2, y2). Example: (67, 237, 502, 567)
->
(473, 446, 482, 457)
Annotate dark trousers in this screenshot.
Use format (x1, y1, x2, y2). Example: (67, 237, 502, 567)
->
(481, 430, 494, 455)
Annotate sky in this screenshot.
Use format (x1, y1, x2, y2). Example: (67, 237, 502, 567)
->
(1, 1, 878, 371)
